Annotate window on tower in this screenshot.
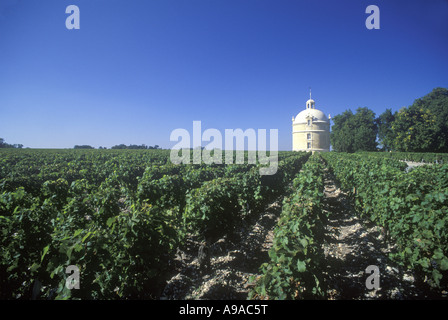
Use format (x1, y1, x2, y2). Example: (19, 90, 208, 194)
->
(307, 133, 311, 140)
(307, 142, 311, 149)
(307, 120, 311, 126)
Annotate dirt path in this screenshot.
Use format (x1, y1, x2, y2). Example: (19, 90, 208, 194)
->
(321, 166, 432, 299)
(160, 199, 283, 300)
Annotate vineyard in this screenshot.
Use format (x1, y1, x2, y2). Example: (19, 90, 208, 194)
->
(0, 149, 447, 299)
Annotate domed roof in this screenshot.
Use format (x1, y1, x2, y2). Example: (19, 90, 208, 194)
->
(294, 108, 328, 124)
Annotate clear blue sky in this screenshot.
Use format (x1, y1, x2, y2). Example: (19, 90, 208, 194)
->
(1, 0, 447, 150)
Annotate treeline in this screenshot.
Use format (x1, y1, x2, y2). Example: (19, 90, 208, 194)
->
(110, 144, 160, 150)
(0, 138, 23, 149)
(331, 87, 448, 153)
(74, 144, 161, 150)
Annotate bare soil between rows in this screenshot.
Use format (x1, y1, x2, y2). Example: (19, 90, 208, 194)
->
(321, 166, 440, 299)
(159, 166, 447, 300)
(160, 198, 281, 300)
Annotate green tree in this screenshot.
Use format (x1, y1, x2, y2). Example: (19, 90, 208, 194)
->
(391, 106, 437, 152)
(376, 108, 395, 151)
(352, 107, 378, 151)
(389, 88, 448, 152)
(111, 144, 127, 149)
(330, 108, 377, 152)
(412, 87, 448, 152)
(330, 110, 355, 152)
(0, 138, 23, 149)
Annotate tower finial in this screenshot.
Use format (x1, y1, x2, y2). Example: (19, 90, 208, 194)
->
(309, 87, 312, 100)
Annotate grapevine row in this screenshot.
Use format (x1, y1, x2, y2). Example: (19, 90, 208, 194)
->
(249, 154, 328, 299)
(321, 152, 448, 289)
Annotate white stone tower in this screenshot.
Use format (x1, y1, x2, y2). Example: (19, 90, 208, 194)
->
(292, 90, 330, 152)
